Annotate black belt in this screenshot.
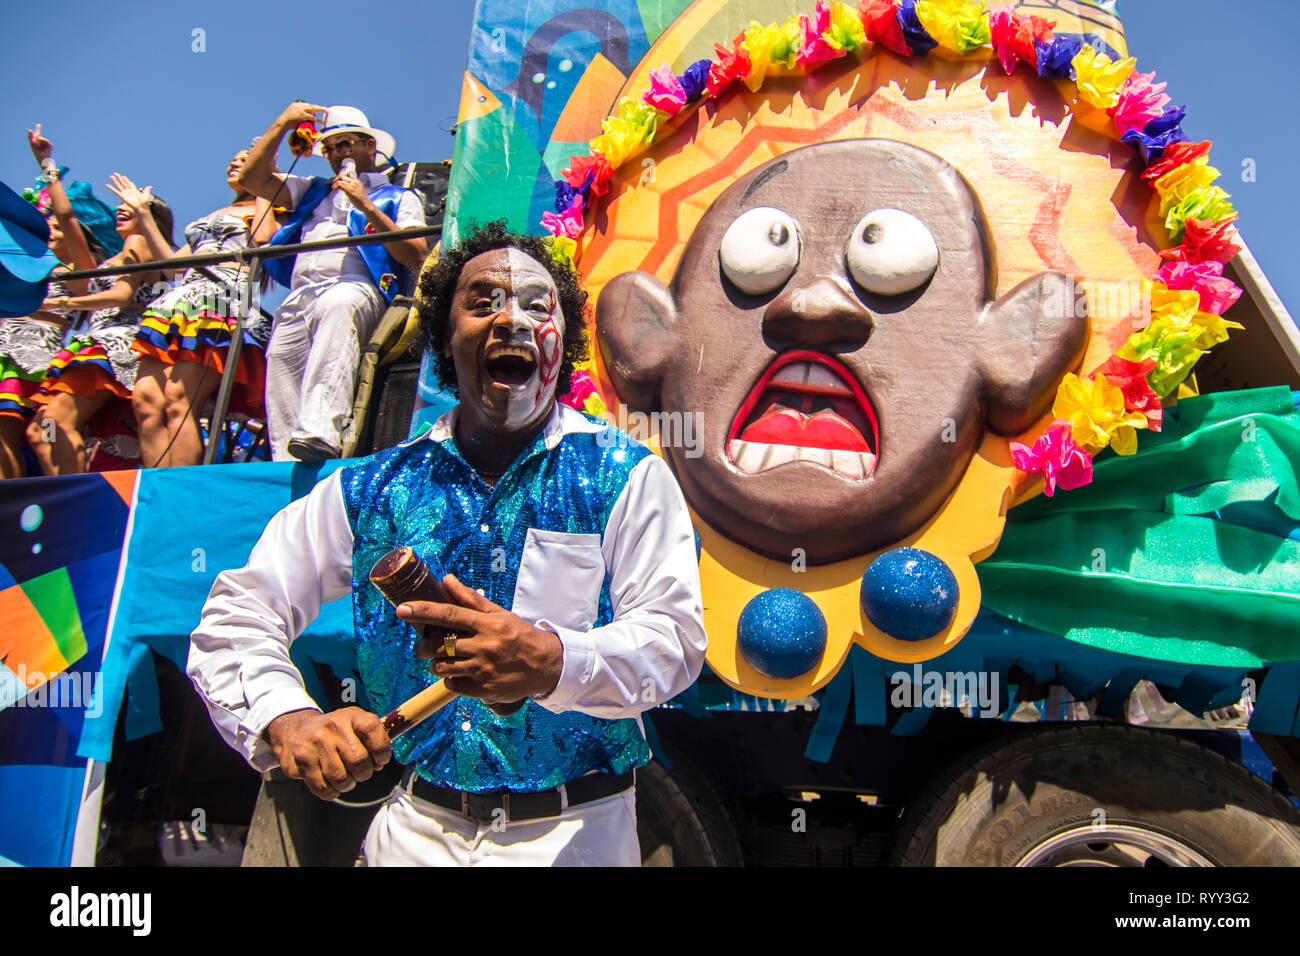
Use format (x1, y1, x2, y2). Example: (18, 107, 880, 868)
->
(405, 769, 634, 824)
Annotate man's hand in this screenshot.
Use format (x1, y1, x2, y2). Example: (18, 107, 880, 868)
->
(400, 574, 564, 704)
(332, 172, 371, 213)
(265, 707, 392, 801)
(277, 101, 326, 132)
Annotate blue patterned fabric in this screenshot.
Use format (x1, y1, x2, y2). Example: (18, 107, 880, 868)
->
(338, 412, 654, 792)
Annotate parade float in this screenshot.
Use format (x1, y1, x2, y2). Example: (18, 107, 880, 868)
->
(2, 0, 1299, 866)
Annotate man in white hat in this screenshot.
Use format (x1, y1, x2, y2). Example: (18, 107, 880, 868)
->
(238, 102, 428, 460)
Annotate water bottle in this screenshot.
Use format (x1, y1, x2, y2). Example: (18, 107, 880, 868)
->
(333, 158, 356, 215)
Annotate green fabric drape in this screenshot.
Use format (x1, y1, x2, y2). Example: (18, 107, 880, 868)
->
(979, 387, 1300, 669)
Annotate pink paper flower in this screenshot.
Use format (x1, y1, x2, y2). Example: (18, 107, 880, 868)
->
(643, 64, 688, 115)
(1010, 420, 1094, 496)
(1108, 70, 1170, 137)
(559, 369, 597, 410)
(542, 195, 584, 239)
(797, 2, 839, 66)
(1156, 259, 1243, 315)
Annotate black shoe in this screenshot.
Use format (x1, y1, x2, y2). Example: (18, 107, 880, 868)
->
(286, 437, 341, 461)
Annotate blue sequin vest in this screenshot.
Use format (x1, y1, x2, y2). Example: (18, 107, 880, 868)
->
(338, 413, 653, 792)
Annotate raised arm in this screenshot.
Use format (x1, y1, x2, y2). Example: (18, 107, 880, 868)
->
(105, 174, 190, 274)
(27, 124, 97, 273)
(247, 195, 281, 246)
(239, 101, 326, 205)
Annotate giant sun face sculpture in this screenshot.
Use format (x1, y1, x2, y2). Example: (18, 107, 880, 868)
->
(575, 50, 1155, 697)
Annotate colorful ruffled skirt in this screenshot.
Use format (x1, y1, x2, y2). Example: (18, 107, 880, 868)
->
(131, 268, 269, 418)
(37, 317, 143, 469)
(0, 318, 65, 420)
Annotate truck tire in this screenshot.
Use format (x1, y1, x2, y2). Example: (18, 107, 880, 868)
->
(636, 757, 744, 866)
(892, 724, 1300, 866)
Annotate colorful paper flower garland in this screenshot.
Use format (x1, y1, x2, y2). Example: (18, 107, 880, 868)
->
(547, 0, 1246, 495)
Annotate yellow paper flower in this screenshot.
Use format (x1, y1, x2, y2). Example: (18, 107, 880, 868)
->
(1118, 318, 1204, 398)
(1163, 186, 1236, 242)
(826, 1, 868, 52)
(1154, 160, 1221, 218)
(546, 234, 577, 265)
(740, 20, 788, 90)
(1147, 281, 1201, 322)
(915, 0, 989, 53)
(590, 128, 638, 168)
(1071, 45, 1137, 109)
(1052, 372, 1149, 455)
(1145, 281, 1243, 351)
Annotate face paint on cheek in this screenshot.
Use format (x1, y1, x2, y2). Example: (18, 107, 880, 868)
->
(534, 290, 562, 410)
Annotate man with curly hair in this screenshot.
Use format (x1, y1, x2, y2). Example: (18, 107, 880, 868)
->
(188, 221, 706, 866)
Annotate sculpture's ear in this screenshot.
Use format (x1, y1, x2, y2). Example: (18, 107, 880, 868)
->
(595, 270, 679, 412)
(977, 272, 1089, 435)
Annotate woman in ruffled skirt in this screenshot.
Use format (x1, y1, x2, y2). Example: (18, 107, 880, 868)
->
(0, 124, 114, 478)
(27, 191, 171, 474)
(109, 152, 278, 467)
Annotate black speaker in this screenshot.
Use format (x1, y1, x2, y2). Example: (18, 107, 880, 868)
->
(390, 160, 450, 228)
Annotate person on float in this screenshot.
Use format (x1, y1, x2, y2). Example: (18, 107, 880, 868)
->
(188, 222, 706, 866)
(27, 183, 172, 474)
(235, 103, 427, 462)
(0, 124, 117, 479)
(108, 149, 280, 468)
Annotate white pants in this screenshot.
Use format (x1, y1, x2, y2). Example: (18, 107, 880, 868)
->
(265, 277, 386, 460)
(361, 782, 641, 867)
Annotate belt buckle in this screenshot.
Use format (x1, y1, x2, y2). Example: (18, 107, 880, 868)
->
(462, 789, 506, 824)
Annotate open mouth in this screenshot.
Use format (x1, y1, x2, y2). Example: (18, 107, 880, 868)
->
(726, 350, 879, 480)
(484, 343, 538, 387)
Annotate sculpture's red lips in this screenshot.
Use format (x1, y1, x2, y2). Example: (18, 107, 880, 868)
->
(726, 350, 879, 479)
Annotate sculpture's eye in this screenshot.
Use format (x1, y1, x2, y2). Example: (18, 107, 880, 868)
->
(719, 206, 802, 296)
(845, 209, 939, 296)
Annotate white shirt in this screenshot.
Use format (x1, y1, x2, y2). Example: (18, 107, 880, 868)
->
(187, 404, 708, 773)
(282, 171, 426, 287)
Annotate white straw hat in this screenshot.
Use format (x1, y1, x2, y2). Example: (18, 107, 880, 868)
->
(315, 105, 396, 163)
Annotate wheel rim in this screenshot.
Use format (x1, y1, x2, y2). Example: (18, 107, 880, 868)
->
(1015, 824, 1215, 867)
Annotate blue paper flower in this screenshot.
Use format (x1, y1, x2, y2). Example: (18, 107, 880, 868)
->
(681, 59, 711, 102)
(1036, 36, 1081, 78)
(1121, 104, 1187, 163)
(896, 0, 938, 57)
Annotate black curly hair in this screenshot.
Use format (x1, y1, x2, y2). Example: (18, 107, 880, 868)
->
(417, 220, 590, 398)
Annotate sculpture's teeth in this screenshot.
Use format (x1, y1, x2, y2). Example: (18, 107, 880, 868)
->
(730, 439, 866, 476)
(832, 449, 864, 479)
(796, 445, 833, 468)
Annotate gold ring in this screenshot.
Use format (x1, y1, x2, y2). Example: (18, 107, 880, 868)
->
(443, 633, 457, 658)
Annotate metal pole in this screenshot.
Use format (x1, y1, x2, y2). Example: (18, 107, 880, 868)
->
(202, 260, 258, 465)
(55, 225, 441, 282)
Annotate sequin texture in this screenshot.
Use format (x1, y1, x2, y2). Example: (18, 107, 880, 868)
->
(339, 409, 653, 792)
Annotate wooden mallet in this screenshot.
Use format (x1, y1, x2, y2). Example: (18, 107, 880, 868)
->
(369, 547, 461, 737)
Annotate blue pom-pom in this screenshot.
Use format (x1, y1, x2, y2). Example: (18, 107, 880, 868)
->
(738, 588, 827, 680)
(693, 530, 701, 562)
(860, 548, 958, 641)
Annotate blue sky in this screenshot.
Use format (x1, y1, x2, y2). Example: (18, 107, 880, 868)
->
(2, 0, 1295, 322)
